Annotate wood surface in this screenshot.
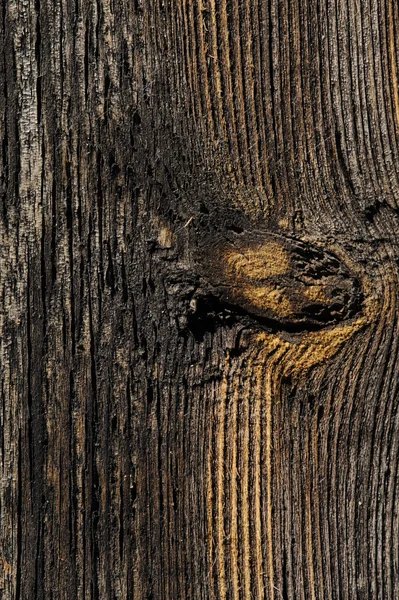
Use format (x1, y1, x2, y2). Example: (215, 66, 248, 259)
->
(1, 0, 399, 598)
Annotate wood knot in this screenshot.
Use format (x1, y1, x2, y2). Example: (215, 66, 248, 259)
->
(198, 232, 363, 331)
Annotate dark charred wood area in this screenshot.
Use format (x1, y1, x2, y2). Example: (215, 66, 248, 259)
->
(1, 0, 399, 598)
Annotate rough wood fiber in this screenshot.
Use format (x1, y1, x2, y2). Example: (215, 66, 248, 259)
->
(1, 0, 399, 599)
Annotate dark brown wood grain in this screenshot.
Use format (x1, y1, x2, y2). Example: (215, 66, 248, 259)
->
(1, 0, 399, 598)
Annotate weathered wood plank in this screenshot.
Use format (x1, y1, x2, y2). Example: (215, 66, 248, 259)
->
(1, 0, 399, 598)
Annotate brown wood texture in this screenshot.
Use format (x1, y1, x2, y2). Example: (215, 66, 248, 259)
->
(1, 0, 399, 598)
